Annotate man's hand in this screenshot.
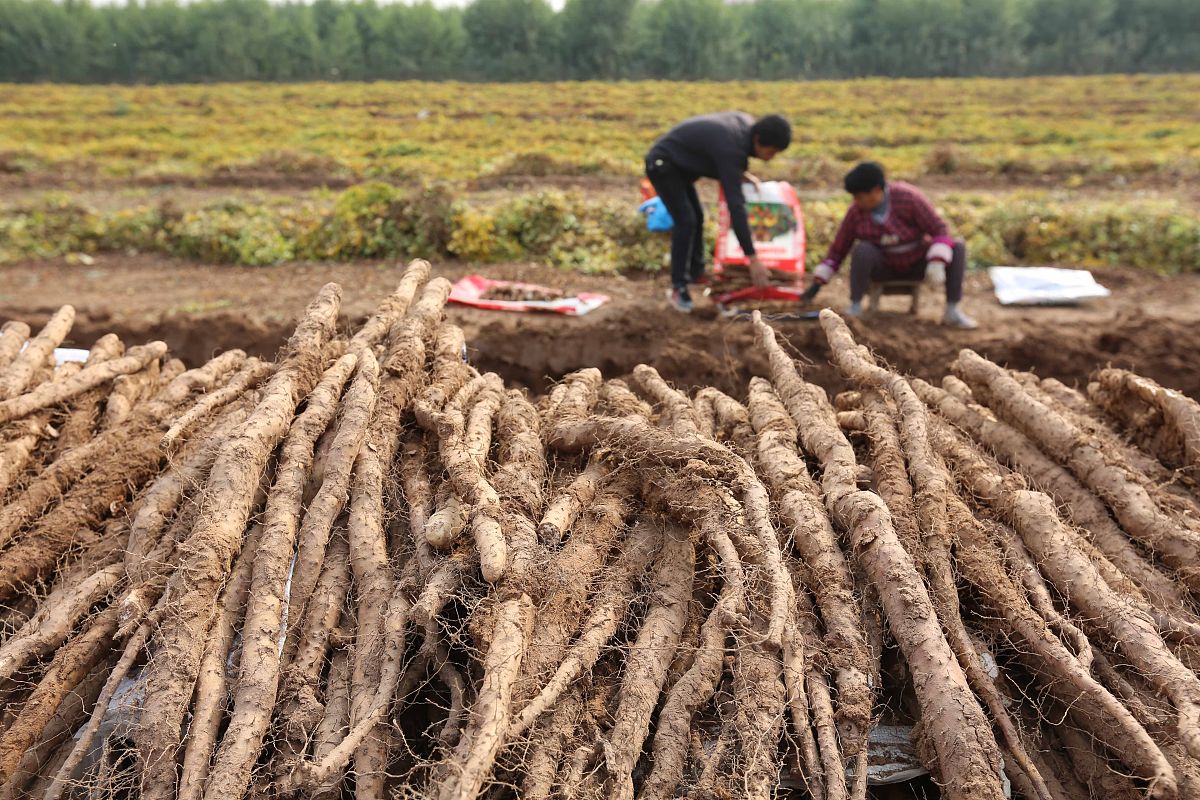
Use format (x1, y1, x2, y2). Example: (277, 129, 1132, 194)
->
(749, 256, 769, 288)
(925, 259, 947, 286)
(811, 261, 836, 287)
(743, 171, 763, 192)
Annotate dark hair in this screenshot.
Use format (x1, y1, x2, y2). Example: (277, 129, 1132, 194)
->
(844, 161, 886, 194)
(751, 114, 792, 150)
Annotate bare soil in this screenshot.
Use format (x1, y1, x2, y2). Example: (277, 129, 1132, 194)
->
(3, 254, 1198, 401)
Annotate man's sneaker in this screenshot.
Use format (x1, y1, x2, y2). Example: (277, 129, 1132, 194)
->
(667, 286, 694, 313)
(943, 304, 978, 329)
(844, 301, 864, 318)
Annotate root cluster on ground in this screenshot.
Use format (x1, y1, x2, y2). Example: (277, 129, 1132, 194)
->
(2, 266, 1200, 799)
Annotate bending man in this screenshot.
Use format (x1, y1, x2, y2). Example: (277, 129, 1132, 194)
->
(810, 161, 977, 329)
(645, 112, 792, 313)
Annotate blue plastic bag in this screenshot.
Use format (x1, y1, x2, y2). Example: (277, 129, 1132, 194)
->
(638, 196, 674, 232)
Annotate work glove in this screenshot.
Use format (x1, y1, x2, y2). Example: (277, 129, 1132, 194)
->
(812, 261, 836, 285)
(926, 240, 954, 264)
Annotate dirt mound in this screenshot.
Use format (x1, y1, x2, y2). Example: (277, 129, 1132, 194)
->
(37, 292, 1200, 407)
(60, 310, 292, 371)
(857, 312, 1200, 399)
(462, 301, 1200, 403)
(4, 238, 1198, 404)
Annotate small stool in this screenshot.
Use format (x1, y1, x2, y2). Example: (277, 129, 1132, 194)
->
(867, 280, 923, 316)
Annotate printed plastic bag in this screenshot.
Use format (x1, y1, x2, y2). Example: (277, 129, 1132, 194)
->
(638, 196, 674, 232)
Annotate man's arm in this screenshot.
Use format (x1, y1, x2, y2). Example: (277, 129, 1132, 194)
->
(813, 209, 857, 283)
(717, 161, 756, 257)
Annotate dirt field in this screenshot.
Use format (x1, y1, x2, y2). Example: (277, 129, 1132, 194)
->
(5, 254, 1198, 401)
(5, 74, 1200, 800)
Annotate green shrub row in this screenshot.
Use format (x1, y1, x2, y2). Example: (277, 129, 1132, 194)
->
(2, 182, 1196, 274)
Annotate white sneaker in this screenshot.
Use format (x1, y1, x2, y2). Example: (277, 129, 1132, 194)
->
(845, 301, 864, 318)
(943, 304, 978, 329)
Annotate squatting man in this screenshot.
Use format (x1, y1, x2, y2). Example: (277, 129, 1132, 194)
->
(810, 161, 977, 329)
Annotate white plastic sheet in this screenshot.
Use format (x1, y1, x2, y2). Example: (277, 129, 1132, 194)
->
(862, 725, 929, 786)
(988, 266, 1111, 306)
(14, 342, 90, 365)
(54, 347, 89, 365)
(778, 724, 931, 788)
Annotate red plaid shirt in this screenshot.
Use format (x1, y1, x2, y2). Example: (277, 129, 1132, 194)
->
(820, 181, 949, 273)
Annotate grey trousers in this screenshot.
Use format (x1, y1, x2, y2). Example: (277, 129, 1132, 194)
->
(848, 240, 966, 304)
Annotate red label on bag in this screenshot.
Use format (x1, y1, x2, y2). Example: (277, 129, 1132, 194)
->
(714, 181, 806, 276)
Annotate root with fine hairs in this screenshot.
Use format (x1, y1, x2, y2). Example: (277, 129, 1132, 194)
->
(3, 277, 1199, 800)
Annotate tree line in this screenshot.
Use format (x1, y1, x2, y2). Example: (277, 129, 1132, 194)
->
(1, 0, 1196, 83)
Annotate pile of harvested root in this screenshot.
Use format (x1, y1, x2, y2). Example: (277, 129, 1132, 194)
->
(479, 285, 567, 303)
(2, 261, 1200, 800)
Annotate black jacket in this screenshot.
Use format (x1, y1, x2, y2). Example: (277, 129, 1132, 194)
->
(647, 111, 756, 256)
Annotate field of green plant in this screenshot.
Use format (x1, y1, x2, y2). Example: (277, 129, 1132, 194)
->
(2, 76, 1198, 275)
(2, 76, 1199, 185)
(3, 182, 1197, 274)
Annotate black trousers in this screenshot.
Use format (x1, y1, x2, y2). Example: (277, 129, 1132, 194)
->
(848, 240, 967, 304)
(645, 157, 705, 289)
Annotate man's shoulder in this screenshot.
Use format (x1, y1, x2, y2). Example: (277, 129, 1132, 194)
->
(889, 181, 928, 202)
(725, 110, 755, 130)
(839, 201, 863, 220)
(679, 110, 751, 128)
